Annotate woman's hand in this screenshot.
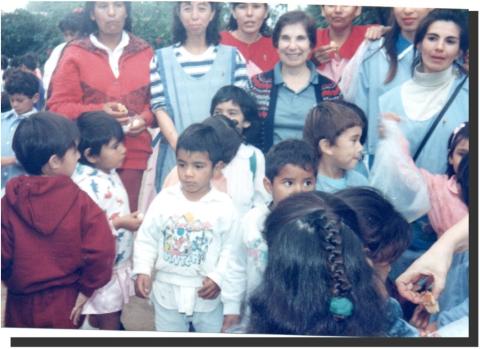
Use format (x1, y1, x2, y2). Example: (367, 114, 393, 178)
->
(126, 116, 147, 136)
(312, 43, 337, 65)
(103, 102, 130, 125)
(365, 25, 391, 41)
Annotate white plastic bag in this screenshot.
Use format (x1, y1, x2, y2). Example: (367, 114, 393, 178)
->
(370, 120, 431, 222)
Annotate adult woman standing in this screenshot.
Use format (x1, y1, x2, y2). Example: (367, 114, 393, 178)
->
(150, 1, 249, 188)
(220, 3, 278, 76)
(351, 7, 431, 166)
(47, 1, 153, 212)
(250, 11, 341, 154)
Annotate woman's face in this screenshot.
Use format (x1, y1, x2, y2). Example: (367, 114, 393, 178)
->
(232, 3, 268, 36)
(322, 6, 360, 32)
(178, 2, 215, 38)
(393, 7, 431, 37)
(277, 23, 311, 69)
(419, 20, 462, 73)
(90, 2, 127, 36)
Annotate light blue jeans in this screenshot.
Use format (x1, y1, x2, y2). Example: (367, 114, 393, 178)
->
(152, 297, 223, 333)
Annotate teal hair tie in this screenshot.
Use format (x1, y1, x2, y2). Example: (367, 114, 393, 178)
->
(329, 297, 354, 318)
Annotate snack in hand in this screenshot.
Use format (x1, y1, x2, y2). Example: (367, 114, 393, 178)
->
(112, 103, 128, 114)
(421, 291, 440, 314)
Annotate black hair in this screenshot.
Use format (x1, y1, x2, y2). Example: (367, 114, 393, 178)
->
(176, 122, 223, 166)
(227, 3, 271, 37)
(12, 112, 79, 175)
(4, 68, 40, 98)
(265, 139, 317, 182)
(210, 85, 258, 125)
(272, 10, 317, 49)
(18, 53, 38, 71)
(303, 101, 365, 158)
(335, 187, 411, 264)
(382, 11, 402, 84)
(173, 2, 221, 46)
(1, 55, 8, 71)
(59, 10, 85, 35)
(446, 122, 469, 177)
(413, 9, 468, 74)
(83, 2, 132, 35)
(457, 154, 468, 206)
(76, 111, 125, 166)
(1, 91, 11, 112)
(202, 114, 243, 164)
(248, 191, 389, 335)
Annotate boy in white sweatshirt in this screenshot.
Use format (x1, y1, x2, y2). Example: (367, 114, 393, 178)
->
(133, 123, 239, 332)
(222, 139, 318, 332)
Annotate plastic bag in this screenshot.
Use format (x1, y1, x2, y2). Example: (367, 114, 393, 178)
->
(370, 120, 431, 222)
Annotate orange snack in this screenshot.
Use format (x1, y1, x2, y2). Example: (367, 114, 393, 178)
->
(421, 291, 439, 314)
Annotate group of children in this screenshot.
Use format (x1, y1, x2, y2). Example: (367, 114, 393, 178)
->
(1, 3, 470, 338)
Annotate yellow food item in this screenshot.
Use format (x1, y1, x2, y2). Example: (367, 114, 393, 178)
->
(421, 291, 440, 314)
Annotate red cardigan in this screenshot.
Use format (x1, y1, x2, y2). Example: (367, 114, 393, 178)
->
(47, 34, 154, 170)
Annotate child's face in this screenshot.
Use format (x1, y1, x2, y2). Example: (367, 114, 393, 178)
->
(177, 149, 216, 201)
(322, 6, 360, 31)
(91, 138, 127, 173)
(449, 138, 469, 174)
(265, 164, 316, 207)
(329, 126, 364, 171)
(9, 93, 37, 115)
(213, 100, 250, 132)
(56, 146, 81, 177)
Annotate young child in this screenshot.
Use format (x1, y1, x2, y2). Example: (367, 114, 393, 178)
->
(133, 123, 239, 333)
(303, 100, 367, 192)
(1, 112, 115, 328)
(247, 191, 414, 336)
(313, 5, 385, 83)
(1, 69, 40, 190)
(72, 111, 143, 330)
(222, 139, 318, 332)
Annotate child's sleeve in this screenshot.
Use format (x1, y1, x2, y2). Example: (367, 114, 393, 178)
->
(369, 120, 431, 223)
(78, 193, 116, 297)
(1, 198, 14, 282)
(251, 149, 271, 208)
(132, 194, 163, 277)
(220, 215, 249, 315)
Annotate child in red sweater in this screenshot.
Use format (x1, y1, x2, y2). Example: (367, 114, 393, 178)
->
(1, 112, 115, 328)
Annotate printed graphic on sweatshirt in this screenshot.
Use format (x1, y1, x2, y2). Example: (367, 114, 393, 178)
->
(245, 237, 268, 272)
(162, 212, 213, 267)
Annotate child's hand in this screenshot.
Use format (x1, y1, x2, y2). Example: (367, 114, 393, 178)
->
(221, 314, 241, 332)
(113, 211, 144, 231)
(197, 277, 220, 299)
(135, 274, 151, 299)
(365, 25, 391, 41)
(126, 115, 146, 136)
(409, 304, 431, 330)
(378, 112, 401, 138)
(312, 43, 337, 65)
(103, 102, 130, 125)
(70, 292, 88, 326)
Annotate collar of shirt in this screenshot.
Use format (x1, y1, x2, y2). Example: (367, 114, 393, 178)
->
(1, 108, 37, 121)
(273, 61, 319, 86)
(89, 31, 130, 78)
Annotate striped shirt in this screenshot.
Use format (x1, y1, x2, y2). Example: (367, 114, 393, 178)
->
(150, 43, 250, 112)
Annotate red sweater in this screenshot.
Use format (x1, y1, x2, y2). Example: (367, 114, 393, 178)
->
(47, 34, 154, 170)
(220, 31, 279, 72)
(1, 175, 115, 297)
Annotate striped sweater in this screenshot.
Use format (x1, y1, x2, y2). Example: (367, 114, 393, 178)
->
(249, 68, 342, 153)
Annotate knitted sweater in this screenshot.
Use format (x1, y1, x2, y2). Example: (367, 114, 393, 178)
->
(47, 34, 154, 170)
(250, 67, 341, 153)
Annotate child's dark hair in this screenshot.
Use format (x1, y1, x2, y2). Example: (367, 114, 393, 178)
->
(12, 112, 79, 175)
(447, 122, 469, 177)
(59, 10, 85, 35)
(210, 85, 258, 125)
(176, 123, 223, 166)
(173, 2, 221, 46)
(83, 2, 132, 34)
(457, 154, 468, 206)
(76, 111, 124, 166)
(335, 186, 411, 264)
(4, 68, 39, 98)
(265, 139, 318, 182)
(19, 53, 38, 71)
(1, 55, 8, 71)
(413, 9, 468, 75)
(272, 10, 316, 49)
(248, 191, 389, 335)
(303, 101, 366, 157)
(202, 114, 243, 164)
(227, 3, 271, 36)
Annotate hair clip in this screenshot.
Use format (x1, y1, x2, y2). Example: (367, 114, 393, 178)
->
(329, 296, 353, 318)
(448, 122, 467, 150)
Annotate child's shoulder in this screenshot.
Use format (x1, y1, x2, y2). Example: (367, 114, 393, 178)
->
(1, 109, 17, 121)
(345, 170, 369, 186)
